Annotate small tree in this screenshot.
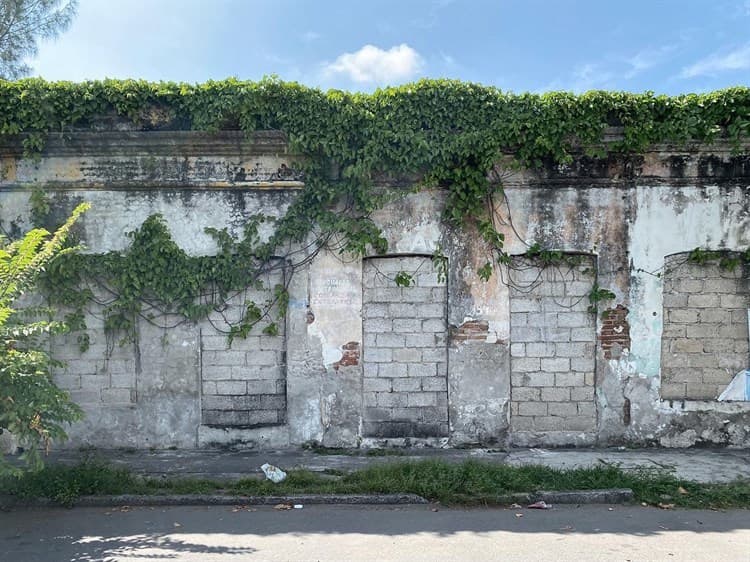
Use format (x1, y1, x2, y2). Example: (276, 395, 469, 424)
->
(0, 202, 88, 473)
(0, 0, 78, 79)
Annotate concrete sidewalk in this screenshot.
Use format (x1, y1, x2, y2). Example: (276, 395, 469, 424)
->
(38, 446, 750, 484)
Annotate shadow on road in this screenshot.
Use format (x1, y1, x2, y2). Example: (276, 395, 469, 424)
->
(2, 504, 749, 561)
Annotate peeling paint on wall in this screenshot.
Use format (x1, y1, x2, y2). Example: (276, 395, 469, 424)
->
(2, 131, 749, 449)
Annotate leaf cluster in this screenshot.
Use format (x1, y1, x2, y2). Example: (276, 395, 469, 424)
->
(0, 203, 88, 473)
(5, 78, 747, 345)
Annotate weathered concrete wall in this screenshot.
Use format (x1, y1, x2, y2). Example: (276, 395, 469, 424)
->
(1, 131, 749, 450)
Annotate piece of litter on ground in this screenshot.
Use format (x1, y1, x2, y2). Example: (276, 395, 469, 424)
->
(527, 501, 551, 510)
(658, 503, 675, 510)
(608, 507, 614, 511)
(274, 503, 293, 510)
(514, 513, 523, 518)
(173, 522, 181, 528)
(677, 486, 689, 495)
(431, 508, 439, 512)
(293, 504, 303, 509)
(261, 463, 287, 483)
(641, 502, 648, 507)
(509, 503, 522, 509)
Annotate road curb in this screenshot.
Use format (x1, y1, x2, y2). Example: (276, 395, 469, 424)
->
(0, 493, 429, 509)
(1, 488, 633, 509)
(460, 488, 634, 505)
(532, 488, 634, 504)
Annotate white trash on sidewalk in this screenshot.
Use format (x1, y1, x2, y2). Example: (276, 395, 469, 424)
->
(261, 463, 287, 483)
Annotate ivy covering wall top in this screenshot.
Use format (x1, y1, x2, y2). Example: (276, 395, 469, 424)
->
(1, 78, 748, 346)
(1, 78, 749, 160)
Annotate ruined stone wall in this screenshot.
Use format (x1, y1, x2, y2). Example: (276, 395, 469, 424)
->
(2, 130, 750, 451)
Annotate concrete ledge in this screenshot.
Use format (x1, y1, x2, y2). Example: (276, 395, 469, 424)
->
(532, 488, 634, 504)
(491, 488, 634, 505)
(0, 489, 633, 509)
(0, 493, 429, 509)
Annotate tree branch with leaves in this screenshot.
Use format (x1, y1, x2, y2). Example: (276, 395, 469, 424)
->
(0, 202, 88, 474)
(0, 0, 77, 79)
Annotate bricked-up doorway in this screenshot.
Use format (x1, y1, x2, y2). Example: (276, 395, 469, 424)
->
(660, 253, 749, 400)
(362, 256, 449, 438)
(199, 265, 287, 427)
(509, 255, 597, 436)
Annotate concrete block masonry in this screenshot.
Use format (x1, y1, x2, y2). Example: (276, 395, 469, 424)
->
(509, 257, 597, 444)
(362, 256, 449, 438)
(2, 130, 749, 451)
(661, 255, 749, 400)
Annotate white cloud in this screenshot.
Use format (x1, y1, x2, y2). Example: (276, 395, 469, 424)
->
(440, 52, 456, 66)
(535, 63, 616, 93)
(571, 63, 616, 90)
(412, 0, 455, 29)
(623, 44, 676, 79)
(323, 44, 423, 84)
(680, 43, 750, 78)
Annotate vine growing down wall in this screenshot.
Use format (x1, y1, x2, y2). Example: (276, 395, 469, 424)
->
(1, 78, 749, 345)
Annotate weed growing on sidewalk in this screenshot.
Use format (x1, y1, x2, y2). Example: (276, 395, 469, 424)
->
(1, 459, 748, 509)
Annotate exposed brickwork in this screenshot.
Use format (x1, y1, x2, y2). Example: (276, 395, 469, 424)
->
(200, 268, 287, 427)
(362, 256, 448, 438)
(661, 255, 749, 400)
(333, 341, 360, 370)
(600, 304, 631, 360)
(509, 257, 598, 433)
(451, 320, 490, 343)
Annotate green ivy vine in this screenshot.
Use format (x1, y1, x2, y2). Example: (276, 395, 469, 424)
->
(1, 78, 748, 345)
(686, 247, 750, 271)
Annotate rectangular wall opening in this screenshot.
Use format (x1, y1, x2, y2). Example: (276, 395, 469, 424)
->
(362, 256, 448, 438)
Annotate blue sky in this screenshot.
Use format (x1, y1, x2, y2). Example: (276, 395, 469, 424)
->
(29, 0, 750, 94)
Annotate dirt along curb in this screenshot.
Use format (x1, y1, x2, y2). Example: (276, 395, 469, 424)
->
(0, 488, 633, 509)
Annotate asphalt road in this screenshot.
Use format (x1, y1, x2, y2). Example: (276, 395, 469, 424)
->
(1, 504, 749, 561)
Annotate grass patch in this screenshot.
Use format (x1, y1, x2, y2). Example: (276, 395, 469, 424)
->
(2, 459, 749, 509)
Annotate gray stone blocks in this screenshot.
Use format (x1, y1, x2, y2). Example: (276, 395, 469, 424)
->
(362, 256, 448, 438)
(200, 271, 287, 427)
(661, 256, 749, 400)
(509, 257, 597, 433)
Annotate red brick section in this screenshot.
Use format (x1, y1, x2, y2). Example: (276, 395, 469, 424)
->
(599, 304, 631, 360)
(450, 320, 490, 343)
(333, 341, 360, 370)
